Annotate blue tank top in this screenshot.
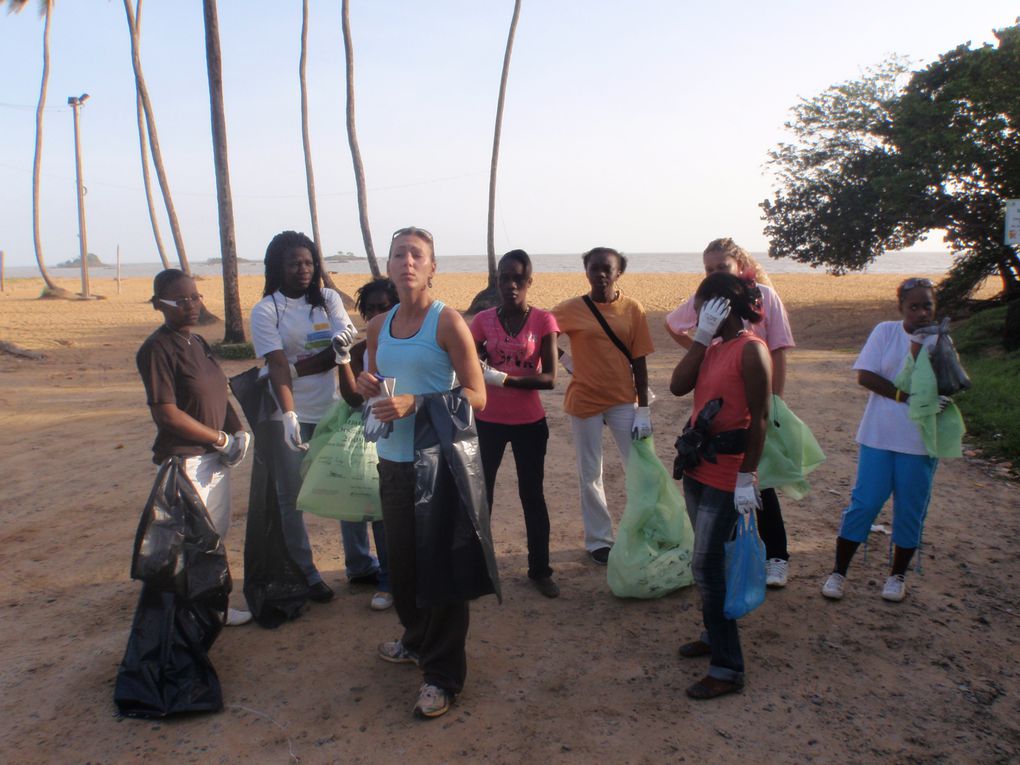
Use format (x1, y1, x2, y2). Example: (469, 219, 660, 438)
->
(375, 300, 456, 462)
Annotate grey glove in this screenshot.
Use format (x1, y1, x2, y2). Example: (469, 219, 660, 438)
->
(219, 430, 251, 467)
(332, 325, 358, 365)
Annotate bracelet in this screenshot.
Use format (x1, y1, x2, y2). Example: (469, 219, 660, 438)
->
(894, 389, 905, 403)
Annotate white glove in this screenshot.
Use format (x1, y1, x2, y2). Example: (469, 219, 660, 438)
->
(219, 430, 251, 467)
(212, 431, 233, 454)
(481, 362, 508, 387)
(288, 362, 299, 380)
(282, 410, 309, 452)
(694, 297, 731, 346)
(734, 471, 760, 516)
(631, 406, 652, 440)
(937, 395, 952, 413)
(331, 325, 358, 365)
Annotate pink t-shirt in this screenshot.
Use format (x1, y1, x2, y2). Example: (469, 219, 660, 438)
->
(665, 282, 795, 351)
(470, 307, 559, 425)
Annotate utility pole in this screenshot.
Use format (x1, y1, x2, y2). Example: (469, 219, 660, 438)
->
(68, 93, 91, 299)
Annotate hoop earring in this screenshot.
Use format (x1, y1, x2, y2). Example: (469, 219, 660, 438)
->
(427, 276, 433, 289)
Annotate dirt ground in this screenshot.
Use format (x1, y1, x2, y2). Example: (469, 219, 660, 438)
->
(1, 272, 1017, 765)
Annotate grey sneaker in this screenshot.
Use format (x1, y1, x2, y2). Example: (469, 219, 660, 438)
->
(821, 572, 846, 600)
(765, 558, 789, 588)
(881, 574, 907, 602)
(413, 683, 452, 719)
(377, 639, 419, 665)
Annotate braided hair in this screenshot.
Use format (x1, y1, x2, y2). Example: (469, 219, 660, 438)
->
(695, 271, 764, 324)
(262, 230, 326, 309)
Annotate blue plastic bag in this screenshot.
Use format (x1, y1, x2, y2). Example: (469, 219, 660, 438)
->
(723, 512, 766, 620)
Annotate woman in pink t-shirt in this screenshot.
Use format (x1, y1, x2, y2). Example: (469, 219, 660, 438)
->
(470, 250, 560, 598)
(665, 238, 795, 589)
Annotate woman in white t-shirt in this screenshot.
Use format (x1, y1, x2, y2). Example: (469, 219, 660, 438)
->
(665, 238, 796, 589)
(251, 231, 355, 604)
(820, 278, 943, 604)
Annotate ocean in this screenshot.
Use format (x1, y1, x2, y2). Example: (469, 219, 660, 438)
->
(3, 250, 956, 280)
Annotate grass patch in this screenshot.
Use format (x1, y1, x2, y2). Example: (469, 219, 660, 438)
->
(212, 341, 255, 360)
(950, 306, 1020, 460)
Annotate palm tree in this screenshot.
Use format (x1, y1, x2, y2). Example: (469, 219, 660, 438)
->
(5, 0, 72, 298)
(201, 0, 243, 342)
(130, 0, 169, 270)
(122, 0, 192, 276)
(300, 0, 338, 292)
(469, 0, 522, 314)
(341, 0, 380, 278)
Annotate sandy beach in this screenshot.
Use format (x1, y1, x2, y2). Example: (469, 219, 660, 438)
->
(1, 271, 1016, 765)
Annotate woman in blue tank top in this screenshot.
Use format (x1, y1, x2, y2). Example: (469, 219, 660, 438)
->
(355, 226, 486, 720)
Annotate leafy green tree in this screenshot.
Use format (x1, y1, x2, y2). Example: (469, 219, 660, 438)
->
(762, 24, 1020, 306)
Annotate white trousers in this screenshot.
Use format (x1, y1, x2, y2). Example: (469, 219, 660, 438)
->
(182, 452, 232, 540)
(568, 403, 634, 551)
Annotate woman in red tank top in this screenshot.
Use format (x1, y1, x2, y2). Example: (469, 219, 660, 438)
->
(669, 271, 772, 700)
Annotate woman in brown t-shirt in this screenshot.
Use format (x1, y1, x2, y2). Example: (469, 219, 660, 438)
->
(136, 269, 252, 626)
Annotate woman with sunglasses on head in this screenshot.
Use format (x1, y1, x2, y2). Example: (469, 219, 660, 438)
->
(470, 250, 560, 598)
(821, 277, 947, 604)
(356, 226, 487, 720)
(665, 238, 796, 589)
(250, 231, 356, 605)
(136, 269, 252, 626)
(552, 247, 655, 565)
(669, 271, 772, 700)
(334, 277, 400, 612)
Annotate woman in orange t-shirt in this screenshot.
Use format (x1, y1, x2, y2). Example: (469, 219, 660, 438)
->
(669, 271, 771, 701)
(552, 247, 654, 565)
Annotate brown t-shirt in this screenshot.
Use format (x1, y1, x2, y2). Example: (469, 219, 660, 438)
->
(136, 326, 230, 464)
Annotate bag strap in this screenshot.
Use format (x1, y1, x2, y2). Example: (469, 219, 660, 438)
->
(582, 295, 632, 363)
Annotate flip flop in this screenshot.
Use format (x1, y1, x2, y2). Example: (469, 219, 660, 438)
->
(685, 678, 744, 700)
(677, 640, 711, 659)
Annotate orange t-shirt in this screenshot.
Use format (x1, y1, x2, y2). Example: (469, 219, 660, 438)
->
(553, 293, 655, 418)
(686, 333, 767, 492)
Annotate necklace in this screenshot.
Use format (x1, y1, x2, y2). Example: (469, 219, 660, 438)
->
(165, 324, 193, 345)
(497, 305, 530, 339)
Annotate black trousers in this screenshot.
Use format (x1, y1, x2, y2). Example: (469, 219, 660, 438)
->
(476, 417, 553, 580)
(757, 487, 789, 562)
(377, 459, 470, 695)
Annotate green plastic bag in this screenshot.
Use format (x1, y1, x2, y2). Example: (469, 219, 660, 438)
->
(297, 400, 382, 521)
(758, 395, 825, 500)
(607, 438, 694, 599)
(894, 350, 965, 459)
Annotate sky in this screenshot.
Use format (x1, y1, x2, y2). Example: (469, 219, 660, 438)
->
(0, 1, 1017, 268)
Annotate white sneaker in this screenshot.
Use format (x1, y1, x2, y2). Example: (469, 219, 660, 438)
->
(821, 572, 846, 600)
(225, 607, 252, 626)
(881, 574, 907, 602)
(370, 591, 394, 611)
(766, 558, 789, 588)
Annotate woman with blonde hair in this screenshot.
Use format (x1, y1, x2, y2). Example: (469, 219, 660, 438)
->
(665, 238, 795, 588)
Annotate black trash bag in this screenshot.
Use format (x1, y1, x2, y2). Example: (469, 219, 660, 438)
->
(130, 458, 231, 600)
(673, 398, 724, 480)
(115, 457, 230, 719)
(229, 368, 309, 628)
(924, 318, 972, 396)
(413, 389, 501, 608)
(114, 584, 227, 719)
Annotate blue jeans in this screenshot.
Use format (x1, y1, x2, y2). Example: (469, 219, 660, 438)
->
(683, 476, 744, 684)
(269, 420, 322, 585)
(340, 520, 390, 592)
(839, 444, 938, 548)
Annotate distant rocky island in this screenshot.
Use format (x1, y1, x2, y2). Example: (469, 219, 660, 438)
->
(57, 253, 108, 268)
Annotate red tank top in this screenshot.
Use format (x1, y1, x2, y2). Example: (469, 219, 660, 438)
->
(686, 333, 767, 492)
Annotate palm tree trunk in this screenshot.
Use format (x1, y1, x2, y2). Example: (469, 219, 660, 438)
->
(32, 2, 68, 296)
(202, 0, 244, 341)
(132, 0, 170, 270)
(341, 0, 380, 278)
(300, 0, 338, 292)
(122, 0, 191, 276)
(486, 0, 522, 292)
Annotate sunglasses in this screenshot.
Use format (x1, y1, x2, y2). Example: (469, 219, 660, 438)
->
(900, 278, 933, 291)
(391, 226, 434, 243)
(159, 294, 203, 308)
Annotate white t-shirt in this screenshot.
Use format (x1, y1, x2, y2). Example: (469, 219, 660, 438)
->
(665, 282, 795, 351)
(852, 320, 926, 456)
(251, 288, 352, 423)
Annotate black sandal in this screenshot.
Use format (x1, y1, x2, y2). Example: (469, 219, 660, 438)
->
(685, 677, 744, 700)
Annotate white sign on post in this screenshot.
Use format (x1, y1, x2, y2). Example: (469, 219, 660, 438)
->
(1006, 199, 1020, 246)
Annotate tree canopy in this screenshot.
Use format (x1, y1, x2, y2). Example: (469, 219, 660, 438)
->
(761, 23, 1020, 306)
